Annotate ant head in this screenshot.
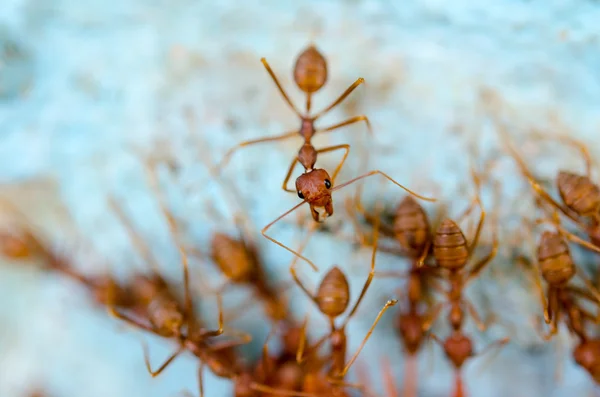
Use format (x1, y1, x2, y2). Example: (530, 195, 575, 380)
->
(444, 333, 473, 369)
(316, 266, 350, 317)
(296, 168, 333, 223)
(294, 45, 327, 94)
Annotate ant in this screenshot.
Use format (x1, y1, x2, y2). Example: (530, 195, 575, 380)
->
(498, 127, 600, 255)
(217, 44, 372, 181)
(258, 210, 398, 396)
(106, 161, 236, 375)
(0, 197, 142, 312)
(420, 170, 509, 397)
(346, 194, 449, 397)
(211, 45, 435, 270)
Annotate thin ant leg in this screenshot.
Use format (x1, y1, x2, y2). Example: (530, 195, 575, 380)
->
(339, 299, 398, 377)
(332, 170, 437, 202)
(574, 268, 600, 304)
(282, 157, 301, 193)
(145, 162, 196, 327)
(198, 293, 224, 338)
(261, 58, 302, 117)
(261, 200, 319, 272)
(528, 131, 594, 178)
(342, 209, 380, 326)
(311, 78, 365, 120)
(466, 238, 498, 283)
(315, 144, 350, 183)
(517, 256, 550, 323)
(465, 300, 487, 332)
(415, 239, 432, 267)
(289, 223, 320, 307)
(498, 125, 580, 223)
(197, 363, 205, 397)
(473, 337, 510, 375)
(466, 200, 486, 259)
(315, 115, 373, 136)
(108, 196, 162, 274)
(422, 302, 445, 332)
(218, 130, 298, 172)
(142, 342, 185, 377)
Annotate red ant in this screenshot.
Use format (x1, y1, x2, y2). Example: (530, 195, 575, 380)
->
(255, 212, 398, 396)
(217, 44, 372, 181)
(498, 126, 600, 255)
(421, 170, 509, 397)
(210, 45, 435, 270)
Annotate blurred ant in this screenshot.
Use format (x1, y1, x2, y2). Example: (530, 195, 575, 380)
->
(498, 127, 600, 254)
(421, 169, 509, 397)
(256, 210, 397, 396)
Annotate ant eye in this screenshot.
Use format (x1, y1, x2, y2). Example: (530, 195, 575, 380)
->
(324, 179, 332, 189)
(297, 191, 304, 199)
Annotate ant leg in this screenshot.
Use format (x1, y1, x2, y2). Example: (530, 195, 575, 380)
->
(472, 337, 510, 375)
(108, 196, 161, 274)
(218, 130, 298, 172)
(142, 341, 184, 377)
(260, 58, 302, 117)
(574, 268, 600, 304)
(282, 157, 301, 193)
(465, 202, 486, 259)
(289, 224, 320, 306)
(262, 200, 319, 272)
(415, 239, 432, 268)
(518, 256, 550, 322)
(340, 299, 398, 377)
(464, 300, 487, 332)
(197, 363, 205, 397)
(343, 210, 382, 326)
(145, 163, 196, 325)
(198, 293, 224, 338)
(422, 302, 444, 332)
(314, 144, 350, 183)
(315, 115, 373, 136)
(312, 78, 365, 120)
(331, 170, 437, 202)
(466, 238, 498, 283)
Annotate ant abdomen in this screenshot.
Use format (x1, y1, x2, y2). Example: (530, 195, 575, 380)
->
(393, 196, 431, 257)
(557, 171, 600, 217)
(537, 232, 575, 286)
(316, 266, 350, 317)
(211, 233, 254, 282)
(433, 219, 469, 270)
(294, 45, 327, 94)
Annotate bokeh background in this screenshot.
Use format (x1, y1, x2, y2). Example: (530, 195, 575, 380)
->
(1, 1, 600, 396)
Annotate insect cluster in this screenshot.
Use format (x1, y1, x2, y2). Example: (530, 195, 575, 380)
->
(1, 44, 600, 397)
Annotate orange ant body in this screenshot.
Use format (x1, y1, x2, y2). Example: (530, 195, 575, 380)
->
(519, 231, 600, 385)
(422, 174, 508, 397)
(256, 214, 398, 396)
(526, 230, 600, 339)
(217, 44, 372, 203)
(213, 45, 435, 271)
(348, 195, 446, 397)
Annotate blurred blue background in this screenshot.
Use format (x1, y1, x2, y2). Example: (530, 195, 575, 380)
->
(1, 1, 600, 396)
